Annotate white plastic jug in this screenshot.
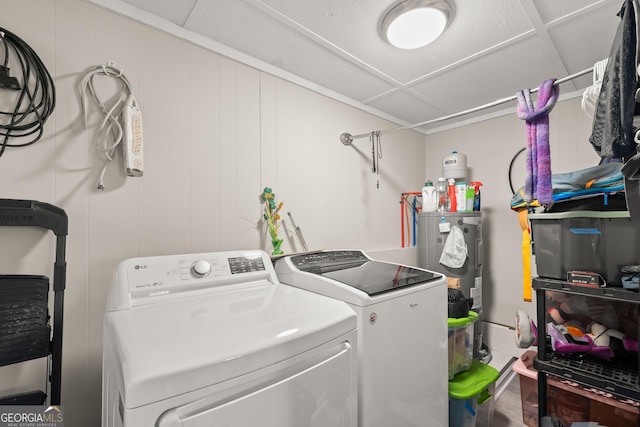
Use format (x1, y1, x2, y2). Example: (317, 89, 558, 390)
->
(422, 181, 437, 212)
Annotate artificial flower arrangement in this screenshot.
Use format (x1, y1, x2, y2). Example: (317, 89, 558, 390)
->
(260, 187, 284, 255)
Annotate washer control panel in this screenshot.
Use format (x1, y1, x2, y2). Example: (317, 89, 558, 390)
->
(107, 250, 275, 310)
(289, 250, 368, 271)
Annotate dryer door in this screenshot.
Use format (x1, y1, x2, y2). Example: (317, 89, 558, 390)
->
(156, 340, 356, 427)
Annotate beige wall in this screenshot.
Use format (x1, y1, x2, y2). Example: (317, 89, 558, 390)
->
(0, 0, 425, 425)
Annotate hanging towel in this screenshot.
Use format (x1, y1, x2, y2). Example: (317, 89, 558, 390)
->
(439, 225, 467, 269)
(589, 0, 638, 160)
(516, 79, 560, 206)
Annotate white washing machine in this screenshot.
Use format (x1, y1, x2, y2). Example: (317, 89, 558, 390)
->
(275, 250, 448, 427)
(102, 250, 358, 427)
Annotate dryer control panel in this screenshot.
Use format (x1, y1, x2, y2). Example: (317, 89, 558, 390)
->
(106, 250, 277, 311)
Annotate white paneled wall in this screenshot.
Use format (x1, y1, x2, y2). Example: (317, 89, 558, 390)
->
(0, 0, 425, 424)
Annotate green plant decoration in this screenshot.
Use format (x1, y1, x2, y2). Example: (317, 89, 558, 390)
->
(260, 187, 284, 255)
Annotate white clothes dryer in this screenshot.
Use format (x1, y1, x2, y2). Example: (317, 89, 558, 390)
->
(102, 250, 357, 427)
(275, 250, 448, 427)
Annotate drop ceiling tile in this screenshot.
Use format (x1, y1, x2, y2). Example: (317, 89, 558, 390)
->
(549, 2, 623, 72)
(253, 0, 535, 84)
(409, 35, 577, 115)
(366, 90, 446, 125)
(534, 0, 618, 24)
(193, 1, 395, 101)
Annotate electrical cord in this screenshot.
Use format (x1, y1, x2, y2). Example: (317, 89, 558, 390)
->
(0, 28, 55, 158)
(509, 146, 526, 194)
(79, 63, 133, 190)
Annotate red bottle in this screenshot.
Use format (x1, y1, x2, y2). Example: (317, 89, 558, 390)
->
(447, 178, 457, 212)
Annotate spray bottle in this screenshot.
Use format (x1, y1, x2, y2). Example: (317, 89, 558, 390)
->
(447, 178, 457, 212)
(470, 181, 483, 211)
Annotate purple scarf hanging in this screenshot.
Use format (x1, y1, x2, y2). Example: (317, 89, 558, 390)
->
(516, 79, 559, 206)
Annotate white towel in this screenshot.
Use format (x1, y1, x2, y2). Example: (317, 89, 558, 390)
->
(439, 225, 468, 268)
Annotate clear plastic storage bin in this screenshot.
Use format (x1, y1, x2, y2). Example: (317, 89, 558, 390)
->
(448, 311, 477, 379)
(448, 360, 499, 427)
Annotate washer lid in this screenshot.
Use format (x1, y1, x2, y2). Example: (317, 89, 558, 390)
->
(104, 282, 356, 409)
(284, 250, 441, 296)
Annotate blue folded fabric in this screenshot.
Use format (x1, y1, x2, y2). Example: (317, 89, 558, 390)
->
(622, 274, 639, 289)
(511, 163, 624, 209)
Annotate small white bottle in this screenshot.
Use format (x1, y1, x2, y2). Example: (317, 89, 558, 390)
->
(422, 181, 437, 212)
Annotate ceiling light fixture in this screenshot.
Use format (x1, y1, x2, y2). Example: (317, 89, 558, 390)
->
(381, 0, 454, 50)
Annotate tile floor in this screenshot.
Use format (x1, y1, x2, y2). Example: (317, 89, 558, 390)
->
(493, 373, 529, 427)
(486, 325, 530, 427)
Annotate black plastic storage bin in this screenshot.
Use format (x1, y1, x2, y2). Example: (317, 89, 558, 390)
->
(529, 211, 640, 286)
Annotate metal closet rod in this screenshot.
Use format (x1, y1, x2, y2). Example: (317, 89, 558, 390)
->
(339, 66, 594, 146)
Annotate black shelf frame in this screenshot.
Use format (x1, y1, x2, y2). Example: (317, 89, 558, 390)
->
(0, 199, 67, 406)
(532, 277, 640, 424)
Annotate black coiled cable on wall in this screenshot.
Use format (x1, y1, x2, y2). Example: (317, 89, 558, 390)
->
(0, 27, 55, 158)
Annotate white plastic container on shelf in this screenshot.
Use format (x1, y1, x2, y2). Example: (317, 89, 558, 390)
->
(422, 181, 437, 212)
(443, 150, 467, 180)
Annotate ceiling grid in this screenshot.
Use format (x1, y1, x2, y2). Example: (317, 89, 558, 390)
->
(518, 0, 575, 92)
(90, 0, 623, 132)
